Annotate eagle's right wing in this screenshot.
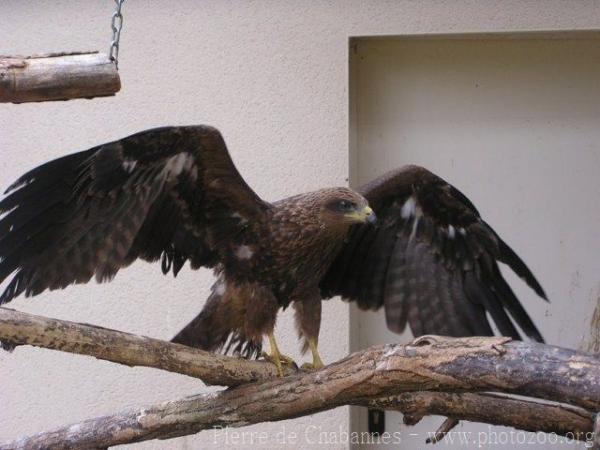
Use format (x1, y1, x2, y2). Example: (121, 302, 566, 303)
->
(0, 125, 269, 304)
(321, 165, 547, 342)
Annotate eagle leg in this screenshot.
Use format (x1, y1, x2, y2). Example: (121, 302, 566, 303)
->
(301, 338, 325, 370)
(293, 295, 323, 369)
(262, 332, 296, 377)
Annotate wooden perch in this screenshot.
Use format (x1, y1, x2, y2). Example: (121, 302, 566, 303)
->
(0, 307, 294, 385)
(0, 52, 121, 103)
(371, 392, 595, 439)
(2, 309, 600, 450)
(4, 387, 597, 450)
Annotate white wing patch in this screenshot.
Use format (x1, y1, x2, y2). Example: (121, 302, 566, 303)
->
(159, 152, 196, 181)
(122, 159, 138, 173)
(401, 196, 423, 244)
(408, 216, 420, 242)
(448, 225, 456, 239)
(214, 280, 227, 296)
(234, 245, 254, 260)
(401, 196, 417, 219)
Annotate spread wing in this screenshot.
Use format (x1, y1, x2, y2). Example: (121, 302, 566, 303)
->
(321, 165, 547, 341)
(0, 125, 269, 304)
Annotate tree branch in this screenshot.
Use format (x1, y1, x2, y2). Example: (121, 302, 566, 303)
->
(368, 392, 594, 439)
(5, 394, 594, 450)
(0, 307, 294, 386)
(2, 319, 600, 450)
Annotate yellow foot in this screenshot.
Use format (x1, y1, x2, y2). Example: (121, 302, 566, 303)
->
(262, 333, 297, 376)
(261, 351, 297, 376)
(260, 351, 295, 365)
(301, 361, 325, 371)
(302, 338, 325, 371)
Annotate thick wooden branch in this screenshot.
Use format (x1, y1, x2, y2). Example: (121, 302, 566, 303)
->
(368, 392, 594, 439)
(4, 396, 594, 450)
(0, 307, 293, 385)
(0, 52, 121, 103)
(2, 323, 600, 450)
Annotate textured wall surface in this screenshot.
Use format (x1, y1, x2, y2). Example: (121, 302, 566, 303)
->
(1, 1, 599, 449)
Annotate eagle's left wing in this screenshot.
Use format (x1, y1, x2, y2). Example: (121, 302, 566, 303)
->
(0, 125, 270, 305)
(320, 165, 547, 341)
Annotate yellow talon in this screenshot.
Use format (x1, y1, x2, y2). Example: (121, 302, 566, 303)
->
(262, 333, 296, 376)
(302, 338, 324, 370)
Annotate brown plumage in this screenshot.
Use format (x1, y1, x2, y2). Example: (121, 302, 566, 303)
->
(0, 126, 373, 369)
(320, 165, 547, 342)
(171, 187, 372, 366)
(0, 126, 546, 370)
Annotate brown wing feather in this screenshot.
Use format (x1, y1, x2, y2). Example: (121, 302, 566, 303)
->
(0, 125, 269, 303)
(321, 165, 546, 342)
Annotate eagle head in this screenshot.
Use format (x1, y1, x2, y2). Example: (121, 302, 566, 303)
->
(319, 187, 376, 229)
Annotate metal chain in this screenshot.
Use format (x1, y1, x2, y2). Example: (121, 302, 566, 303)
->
(109, 0, 125, 67)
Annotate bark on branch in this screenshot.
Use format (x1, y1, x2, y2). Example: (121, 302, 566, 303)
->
(2, 309, 600, 450)
(369, 392, 594, 439)
(0, 307, 293, 385)
(4, 392, 597, 450)
(0, 52, 121, 103)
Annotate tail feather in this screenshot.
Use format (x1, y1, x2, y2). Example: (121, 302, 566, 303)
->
(170, 280, 261, 359)
(170, 310, 223, 352)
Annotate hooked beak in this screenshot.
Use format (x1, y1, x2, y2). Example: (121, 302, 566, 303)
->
(347, 205, 377, 224)
(364, 206, 377, 224)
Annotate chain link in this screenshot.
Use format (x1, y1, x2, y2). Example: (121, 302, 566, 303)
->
(109, 0, 125, 67)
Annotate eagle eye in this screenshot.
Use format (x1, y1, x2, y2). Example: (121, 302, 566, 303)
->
(338, 200, 356, 212)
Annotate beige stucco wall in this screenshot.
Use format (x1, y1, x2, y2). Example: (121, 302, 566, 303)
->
(1, 1, 599, 449)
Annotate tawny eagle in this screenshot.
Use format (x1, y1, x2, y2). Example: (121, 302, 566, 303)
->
(0, 126, 546, 374)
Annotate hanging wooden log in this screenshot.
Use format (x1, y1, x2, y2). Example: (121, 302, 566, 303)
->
(0, 51, 121, 103)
